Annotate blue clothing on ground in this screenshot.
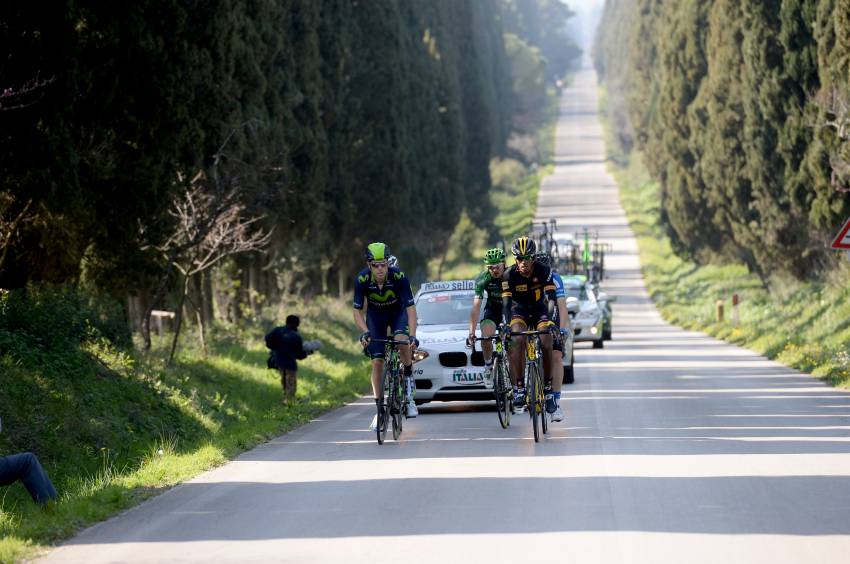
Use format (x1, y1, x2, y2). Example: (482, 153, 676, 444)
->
(0, 452, 58, 505)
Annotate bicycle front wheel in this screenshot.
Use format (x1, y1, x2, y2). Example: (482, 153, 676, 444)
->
(377, 369, 390, 445)
(527, 363, 541, 442)
(494, 359, 510, 429)
(540, 371, 549, 435)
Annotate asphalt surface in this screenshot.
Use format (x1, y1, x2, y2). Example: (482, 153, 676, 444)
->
(44, 67, 850, 564)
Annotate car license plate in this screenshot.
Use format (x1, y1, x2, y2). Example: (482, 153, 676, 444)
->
(452, 370, 483, 384)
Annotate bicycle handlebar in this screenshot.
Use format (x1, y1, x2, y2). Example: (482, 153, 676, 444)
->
(368, 338, 412, 346)
(509, 329, 553, 337)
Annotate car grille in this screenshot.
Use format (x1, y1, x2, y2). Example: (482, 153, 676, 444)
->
(574, 328, 582, 336)
(415, 379, 433, 390)
(470, 351, 485, 366)
(438, 352, 467, 367)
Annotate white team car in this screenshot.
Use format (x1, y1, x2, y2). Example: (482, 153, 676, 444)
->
(562, 275, 605, 349)
(413, 280, 577, 404)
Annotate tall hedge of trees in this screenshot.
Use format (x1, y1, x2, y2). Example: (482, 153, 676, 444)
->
(0, 1, 579, 328)
(595, 0, 850, 280)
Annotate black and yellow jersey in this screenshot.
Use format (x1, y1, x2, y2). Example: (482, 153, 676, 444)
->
(501, 262, 555, 306)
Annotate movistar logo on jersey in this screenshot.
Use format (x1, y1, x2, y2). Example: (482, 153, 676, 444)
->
(394, 271, 404, 280)
(369, 290, 397, 303)
(358, 273, 369, 283)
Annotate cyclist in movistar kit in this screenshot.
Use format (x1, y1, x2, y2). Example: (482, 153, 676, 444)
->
(501, 236, 562, 410)
(353, 242, 419, 429)
(535, 252, 570, 422)
(467, 248, 507, 383)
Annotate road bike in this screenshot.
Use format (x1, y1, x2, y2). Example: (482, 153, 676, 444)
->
(511, 329, 550, 442)
(370, 338, 411, 444)
(470, 329, 512, 429)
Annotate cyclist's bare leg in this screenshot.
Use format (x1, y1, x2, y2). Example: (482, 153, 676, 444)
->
(370, 359, 385, 398)
(395, 334, 412, 365)
(539, 331, 553, 385)
(480, 322, 496, 362)
(551, 348, 563, 393)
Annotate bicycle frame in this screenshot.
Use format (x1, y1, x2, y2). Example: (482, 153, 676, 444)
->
(471, 330, 512, 428)
(370, 337, 411, 444)
(511, 329, 551, 441)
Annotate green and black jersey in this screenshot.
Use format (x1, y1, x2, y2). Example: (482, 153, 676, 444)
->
(474, 270, 503, 306)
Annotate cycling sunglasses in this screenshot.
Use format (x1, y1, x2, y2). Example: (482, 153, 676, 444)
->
(515, 255, 534, 262)
(370, 261, 388, 268)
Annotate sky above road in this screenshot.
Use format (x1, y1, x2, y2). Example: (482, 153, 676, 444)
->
(569, 0, 605, 51)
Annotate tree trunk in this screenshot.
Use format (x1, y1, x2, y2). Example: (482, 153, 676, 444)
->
(167, 274, 190, 366)
(195, 306, 208, 358)
(338, 268, 345, 298)
(247, 257, 258, 316)
(143, 262, 173, 351)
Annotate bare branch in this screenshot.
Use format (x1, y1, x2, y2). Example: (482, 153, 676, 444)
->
(0, 74, 55, 111)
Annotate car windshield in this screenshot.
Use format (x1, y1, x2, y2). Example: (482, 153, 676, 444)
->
(417, 291, 481, 325)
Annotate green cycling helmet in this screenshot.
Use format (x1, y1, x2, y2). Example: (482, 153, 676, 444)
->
(365, 242, 389, 262)
(483, 247, 506, 265)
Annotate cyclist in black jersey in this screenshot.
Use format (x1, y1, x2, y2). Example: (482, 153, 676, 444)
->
(467, 248, 507, 383)
(501, 236, 558, 409)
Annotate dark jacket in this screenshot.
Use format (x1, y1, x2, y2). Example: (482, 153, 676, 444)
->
(265, 326, 307, 371)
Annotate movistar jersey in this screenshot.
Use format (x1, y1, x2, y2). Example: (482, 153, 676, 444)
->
(353, 267, 415, 310)
(473, 270, 502, 306)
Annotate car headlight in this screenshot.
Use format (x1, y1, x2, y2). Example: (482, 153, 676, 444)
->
(412, 350, 429, 364)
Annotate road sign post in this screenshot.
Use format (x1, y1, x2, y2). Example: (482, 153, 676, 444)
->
(831, 217, 850, 251)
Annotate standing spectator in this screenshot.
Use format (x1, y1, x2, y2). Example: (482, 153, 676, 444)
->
(265, 315, 320, 402)
(0, 416, 58, 506)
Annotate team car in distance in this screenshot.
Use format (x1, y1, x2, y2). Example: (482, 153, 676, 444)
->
(562, 274, 605, 349)
(413, 280, 577, 404)
(589, 282, 614, 341)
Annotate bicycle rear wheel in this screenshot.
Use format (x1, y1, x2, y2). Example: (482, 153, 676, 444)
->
(540, 370, 549, 435)
(493, 358, 510, 429)
(528, 363, 541, 442)
(391, 374, 403, 440)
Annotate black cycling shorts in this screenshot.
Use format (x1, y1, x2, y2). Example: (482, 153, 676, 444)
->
(480, 303, 503, 327)
(510, 301, 552, 331)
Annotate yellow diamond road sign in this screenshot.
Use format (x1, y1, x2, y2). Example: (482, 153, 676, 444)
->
(831, 217, 850, 250)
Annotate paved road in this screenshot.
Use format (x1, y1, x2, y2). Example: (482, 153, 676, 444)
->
(45, 68, 850, 564)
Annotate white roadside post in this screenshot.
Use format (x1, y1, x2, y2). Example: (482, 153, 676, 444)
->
(732, 293, 740, 326)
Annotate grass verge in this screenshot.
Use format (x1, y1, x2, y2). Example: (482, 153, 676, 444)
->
(0, 294, 368, 563)
(606, 127, 850, 388)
